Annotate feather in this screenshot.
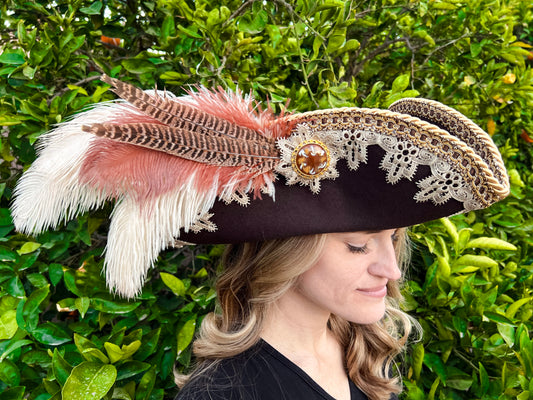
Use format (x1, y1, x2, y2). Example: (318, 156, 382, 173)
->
(79, 137, 275, 205)
(101, 74, 272, 142)
(105, 177, 219, 297)
(12, 79, 285, 298)
(82, 122, 279, 168)
(11, 107, 112, 234)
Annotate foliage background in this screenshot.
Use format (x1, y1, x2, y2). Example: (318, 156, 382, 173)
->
(0, 0, 532, 399)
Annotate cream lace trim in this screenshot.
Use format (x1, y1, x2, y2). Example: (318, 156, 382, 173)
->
(276, 125, 482, 211)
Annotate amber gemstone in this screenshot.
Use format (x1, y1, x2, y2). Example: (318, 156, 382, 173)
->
(294, 143, 329, 177)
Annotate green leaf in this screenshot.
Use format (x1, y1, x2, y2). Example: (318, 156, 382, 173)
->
(465, 237, 517, 251)
(120, 341, 142, 359)
(135, 327, 160, 361)
(83, 348, 111, 364)
(0, 386, 25, 400)
(116, 360, 151, 380)
(112, 387, 133, 400)
(75, 333, 110, 363)
(104, 340, 141, 363)
(49, 263, 64, 285)
(177, 317, 196, 355)
(27, 272, 48, 288)
(0, 359, 20, 386)
(23, 285, 50, 331)
(412, 342, 424, 380)
(484, 311, 514, 325)
(339, 39, 360, 53)
(391, 74, 410, 94)
(454, 254, 498, 269)
(32, 322, 71, 345)
(237, 10, 268, 34)
(121, 59, 156, 74)
(160, 71, 189, 82)
(312, 36, 325, 58)
(478, 362, 489, 395)
(403, 381, 426, 400)
(506, 297, 533, 319)
(498, 323, 515, 348)
(52, 349, 72, 386)
(161, 14, 176, 40)
(0, 52, 25, 65)
(104, 342, 123, 364)
(62, 362, 116, 400)
(326, 28, 347, 53)
(75, 297, 90, 318)
(431, 1, 458, 10)
(423, 353, 447, 382)
(0, 310, 18, 340)
(177, 25, 203, 39)
(0, 339, 32, 362)
(0, 246, 19, 261)
(470, 42, 483, 58)
(7, 276, 25, 297)
(439, 217, 458, 245)
(446, 375, 472, 390)
(160, 272, 186, 296)
(135, 365, 156, 400)
(437, 256, 450, 278)
(90, 298, 141, 314)
(80, 1, 103, 15)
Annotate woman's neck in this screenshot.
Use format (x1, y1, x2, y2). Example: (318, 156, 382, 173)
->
(260, 285, 335, 356)
(260, 286, 350, 400)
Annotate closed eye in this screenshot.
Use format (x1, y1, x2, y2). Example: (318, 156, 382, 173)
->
(347, 243, 368, 254)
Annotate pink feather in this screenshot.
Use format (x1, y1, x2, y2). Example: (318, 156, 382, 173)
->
(79, 87, 291, 205)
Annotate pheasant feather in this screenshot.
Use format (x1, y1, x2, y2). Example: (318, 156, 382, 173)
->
(101, 74, 272, 142)
(82, 122, 279, 168)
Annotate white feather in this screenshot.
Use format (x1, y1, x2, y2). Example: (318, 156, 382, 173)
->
(11, 101, 157, 234)
(105, 173, 219, 298)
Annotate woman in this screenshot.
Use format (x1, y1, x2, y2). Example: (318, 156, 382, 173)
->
(11, 76, 509, 399)
(175, 232, 412, 400)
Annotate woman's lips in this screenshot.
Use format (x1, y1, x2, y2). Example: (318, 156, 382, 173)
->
(356, 286, 387, 297)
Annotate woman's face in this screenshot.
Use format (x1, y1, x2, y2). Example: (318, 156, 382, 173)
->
(295, 229, 402, 324)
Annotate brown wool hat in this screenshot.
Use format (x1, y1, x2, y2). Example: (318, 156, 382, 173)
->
(11, 76, 509, 297)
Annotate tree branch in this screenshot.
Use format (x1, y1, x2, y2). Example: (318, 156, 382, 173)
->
(47, 75, 102, 106)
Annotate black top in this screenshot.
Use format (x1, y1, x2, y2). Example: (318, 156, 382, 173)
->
(175, 340, 395, 400)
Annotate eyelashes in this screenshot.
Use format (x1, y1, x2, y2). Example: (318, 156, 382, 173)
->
(391, 229, 400, 243)
(346, 229, 400, 255)
(347, 243, 369, 254)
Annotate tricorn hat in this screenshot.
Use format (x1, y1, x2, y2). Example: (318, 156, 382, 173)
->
(11, 76, 509, 297)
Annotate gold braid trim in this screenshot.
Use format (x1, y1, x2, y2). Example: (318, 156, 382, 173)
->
(283, 105, 509, 209)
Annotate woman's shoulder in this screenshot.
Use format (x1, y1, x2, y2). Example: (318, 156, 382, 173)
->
(174, 344, 268, 400)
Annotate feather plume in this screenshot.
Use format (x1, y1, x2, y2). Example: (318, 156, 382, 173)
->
(12, 107, 111, 234)
(82, 122, 279, 168)
(101, 74, 275, 141)
(12, 78, 286, 297)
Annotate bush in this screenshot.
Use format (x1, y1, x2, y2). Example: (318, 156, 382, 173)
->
(0, 0, 532, 399)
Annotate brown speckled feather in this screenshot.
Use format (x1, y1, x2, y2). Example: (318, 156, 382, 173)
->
(101, 75, 271, 142)
(82, 123, 280, 168)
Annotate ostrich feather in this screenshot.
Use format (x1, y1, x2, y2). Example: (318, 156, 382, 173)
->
(105, 175, 219, 297)
(11, 107, 114, 234)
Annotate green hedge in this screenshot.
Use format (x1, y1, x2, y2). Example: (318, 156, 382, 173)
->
(0, 0, 532, 399)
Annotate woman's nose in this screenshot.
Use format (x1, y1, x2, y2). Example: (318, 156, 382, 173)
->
(369, 235, 402, 281)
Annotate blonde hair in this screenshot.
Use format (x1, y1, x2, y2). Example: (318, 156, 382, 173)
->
(176, 230, 418, 400)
